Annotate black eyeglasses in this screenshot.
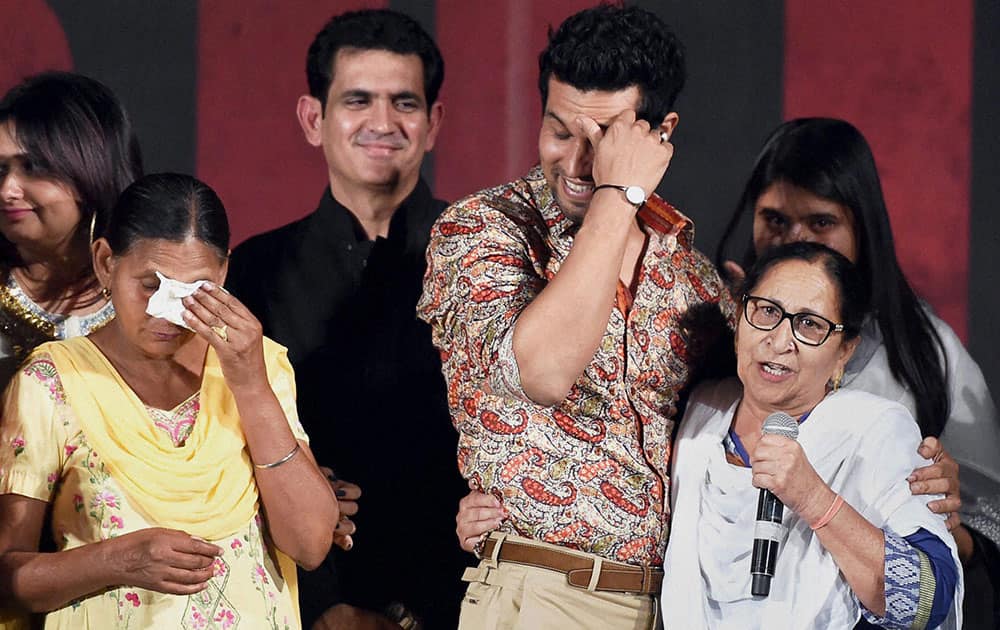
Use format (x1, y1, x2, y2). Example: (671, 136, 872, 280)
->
(742, 295, 845, 347)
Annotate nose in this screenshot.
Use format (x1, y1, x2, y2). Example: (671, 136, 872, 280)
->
(368, 99, 395, 133)
(785, 222, 806, 243)
(767, 317, 797, 351)
(564, 136, 594, 179)
(0, 169, 22, 203)
(784, 222, 817, 245)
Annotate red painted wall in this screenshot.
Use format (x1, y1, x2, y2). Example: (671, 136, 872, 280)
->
(433, 0, 595, 202)
(784, 0, 973, 338)
(0, 1, 73, 94)
(196, 0, 386, 245)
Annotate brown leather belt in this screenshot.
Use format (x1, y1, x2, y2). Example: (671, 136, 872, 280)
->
(481, 537, 663, 595)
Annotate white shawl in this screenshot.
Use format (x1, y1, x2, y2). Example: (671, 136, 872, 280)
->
(660, 379, 963, 629)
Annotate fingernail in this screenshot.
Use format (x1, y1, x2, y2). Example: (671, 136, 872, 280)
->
(906, 474, 916, 482)
(336, 489, 347, 498)
(326, 471, 338, 482)
(201, 281, 216, 291)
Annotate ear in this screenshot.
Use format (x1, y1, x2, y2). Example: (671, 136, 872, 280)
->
(91, 238, 114, 290)
(296, 95, 324, 147)
(217, 252, 230, 286)
(423, 101, 445, 153)
(834, 336, 860, 374)
(657, 112, 680, 142)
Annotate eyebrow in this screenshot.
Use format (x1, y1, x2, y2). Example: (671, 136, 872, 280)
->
(544, 111, 610, 133)
(757, 206, 841, 221)
(756, 295, 825, 318)
(340, 89, 425, 104)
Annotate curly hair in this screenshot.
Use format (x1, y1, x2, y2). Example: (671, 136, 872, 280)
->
(538, 3, 686, 125)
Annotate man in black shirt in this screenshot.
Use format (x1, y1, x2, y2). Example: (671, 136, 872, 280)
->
(226, 9, 467, 629)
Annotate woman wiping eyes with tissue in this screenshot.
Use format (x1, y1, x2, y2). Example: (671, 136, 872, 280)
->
(0, 173, 339, 629)
(146, 272, 208, 327)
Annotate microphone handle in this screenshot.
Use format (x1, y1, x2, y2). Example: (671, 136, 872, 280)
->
(751, 488, 784, 597)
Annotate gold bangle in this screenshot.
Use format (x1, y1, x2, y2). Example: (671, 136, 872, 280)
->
(254, 443, 301, 469)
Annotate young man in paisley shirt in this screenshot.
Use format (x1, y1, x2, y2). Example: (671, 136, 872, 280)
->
(418, 5, 734, 629)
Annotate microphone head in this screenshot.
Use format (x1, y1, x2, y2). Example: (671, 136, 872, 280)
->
(762, 412, 799, 440)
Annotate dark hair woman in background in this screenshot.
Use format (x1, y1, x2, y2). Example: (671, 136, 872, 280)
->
(0, 71, 142, 385)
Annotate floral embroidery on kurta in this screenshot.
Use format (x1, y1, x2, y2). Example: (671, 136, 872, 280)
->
(0, 352, 308, 629)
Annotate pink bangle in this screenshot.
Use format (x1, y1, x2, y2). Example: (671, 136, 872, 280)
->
(810, 494, 845, 530)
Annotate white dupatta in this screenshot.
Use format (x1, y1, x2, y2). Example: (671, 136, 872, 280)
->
(660, 378, 963, 629)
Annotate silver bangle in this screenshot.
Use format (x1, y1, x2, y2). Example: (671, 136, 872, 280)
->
(253, 442, 301, 469)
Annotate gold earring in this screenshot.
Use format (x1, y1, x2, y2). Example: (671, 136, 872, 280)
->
(100, 286, 111, 300)
(831, 369, 843, 392)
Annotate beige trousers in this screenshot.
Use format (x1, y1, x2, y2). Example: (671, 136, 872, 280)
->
(458, 534, 661, 630)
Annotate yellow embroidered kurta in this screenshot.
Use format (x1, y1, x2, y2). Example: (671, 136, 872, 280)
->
(0, 339, 308, 630)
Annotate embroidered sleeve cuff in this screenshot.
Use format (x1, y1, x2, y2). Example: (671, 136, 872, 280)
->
(488, 321, 531, 403)
(860, 530, 930, 629)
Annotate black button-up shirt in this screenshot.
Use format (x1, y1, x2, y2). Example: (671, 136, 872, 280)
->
(227, 179, 468, 628)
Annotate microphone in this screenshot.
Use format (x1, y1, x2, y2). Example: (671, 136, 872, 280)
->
(751, 411, 799, 597)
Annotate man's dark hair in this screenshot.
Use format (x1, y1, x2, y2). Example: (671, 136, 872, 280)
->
(538, 4, 686, 125)
(306, 9, 444, 111)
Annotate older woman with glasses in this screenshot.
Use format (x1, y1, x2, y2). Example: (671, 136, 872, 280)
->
(660, 241, 961, 629)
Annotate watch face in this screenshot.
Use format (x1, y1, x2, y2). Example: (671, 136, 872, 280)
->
(625, 185, 646, 205)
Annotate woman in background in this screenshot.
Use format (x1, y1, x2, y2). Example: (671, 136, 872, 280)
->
(0, 71, 141, 384)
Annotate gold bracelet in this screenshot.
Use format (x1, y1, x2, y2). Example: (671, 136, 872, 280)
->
(254, 443, 301, 469)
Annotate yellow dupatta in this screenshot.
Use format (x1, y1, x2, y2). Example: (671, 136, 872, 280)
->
(42, 336, 275, 540)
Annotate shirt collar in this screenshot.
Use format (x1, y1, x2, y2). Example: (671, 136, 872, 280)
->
(313, 178, 438, 255)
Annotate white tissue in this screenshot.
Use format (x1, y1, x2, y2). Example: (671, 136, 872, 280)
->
(145, 271, 207, 330)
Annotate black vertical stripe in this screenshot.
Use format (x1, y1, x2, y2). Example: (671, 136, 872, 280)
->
(634, 0, 785, 257)
(389, 0, 437, 191)
(48, 0, 198, 175)
(970, 0, 1000, 397)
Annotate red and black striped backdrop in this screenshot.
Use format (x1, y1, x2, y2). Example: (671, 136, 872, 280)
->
(3, 0, 998, 392)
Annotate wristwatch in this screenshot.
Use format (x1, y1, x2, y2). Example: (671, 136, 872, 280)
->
(594, 184, 646, 208)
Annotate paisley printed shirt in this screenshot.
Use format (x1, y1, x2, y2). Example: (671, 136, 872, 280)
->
(418, 166, 735, 566)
